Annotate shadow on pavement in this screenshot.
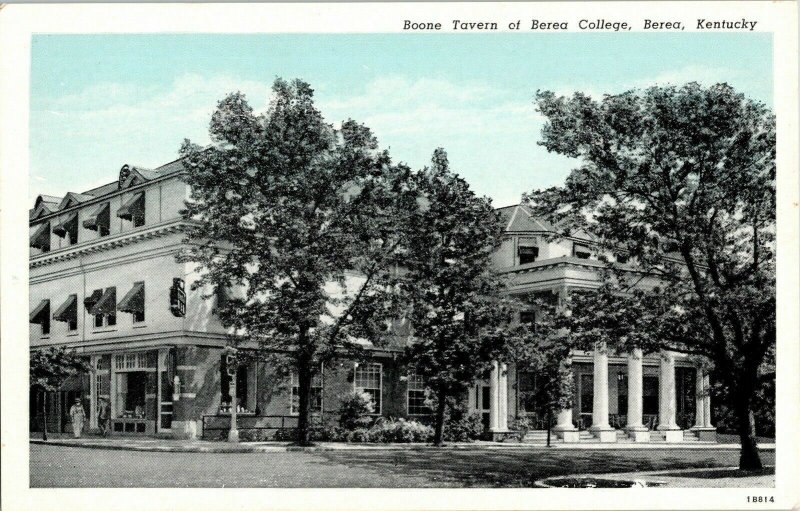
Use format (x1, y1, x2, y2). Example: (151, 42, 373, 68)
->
(657, 467, 775, 479)
(315, 448, 774, 487)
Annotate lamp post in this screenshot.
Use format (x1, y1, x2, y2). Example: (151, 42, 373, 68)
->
(224, 347, 239, 443)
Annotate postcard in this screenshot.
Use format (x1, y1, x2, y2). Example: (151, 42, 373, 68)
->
(1, 2, 798, 510)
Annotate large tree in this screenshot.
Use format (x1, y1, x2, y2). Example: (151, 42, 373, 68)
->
(30, 346, 90, 440)
(398, 148, 516, 446)
(180, 79, 415, 445)
(525, 82, 775, 469)
(507, 295, 575, 446)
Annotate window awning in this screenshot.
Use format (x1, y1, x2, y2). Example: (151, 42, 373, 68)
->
(29, 222, 50, 249)
(117, 282, 145, 314)
(52, 211, 78, 238)
(82, 202, 110, 230)
(90, 287, 116, 315)
(30, 299, 50, 324)
(117, 192, 144, 221)
(83, 289, 103, 311)
(53, 294, 78, 322)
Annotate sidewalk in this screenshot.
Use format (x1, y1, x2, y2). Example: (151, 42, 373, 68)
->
(29, 434, 776, 453)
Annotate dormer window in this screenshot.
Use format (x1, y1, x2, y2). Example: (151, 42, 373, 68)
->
(83, 202, 111, 237)
(518, 246, 539, 265)
(30, 222, 51, 252)
(53, 212, 79, 245)
(117, 192, 145, 228)
(573, 243, 591, 259)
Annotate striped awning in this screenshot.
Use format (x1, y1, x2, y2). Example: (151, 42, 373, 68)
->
(90, 287, 116, 315)
(53, 294, 78, 322)
(82, 202, 110, 231)
(117, 282, 144, 314)
(29, 222, 50, 249)
(30, 299, 50, 324)
(117, 192, 144, 221)
(52, 211, 78, 238)
(83, 289, 104, 312)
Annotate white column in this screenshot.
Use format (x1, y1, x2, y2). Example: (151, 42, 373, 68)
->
(590, 343, 615, 442)
(703, 372, 713, 427)
(498, 363, 509, 431)
(489, 361, 500, 431)
(657, 351, 681, 442)
(625, 349, 648, 432)
(694, 369, 705, 429)
(591, 343, 610, 430)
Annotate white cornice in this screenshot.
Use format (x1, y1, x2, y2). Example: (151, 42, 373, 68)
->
(29, 219, 189, 269)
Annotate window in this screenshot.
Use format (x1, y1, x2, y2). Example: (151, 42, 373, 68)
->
(83, 202, 111, 237)
(354, 363, 382, 414)
(30, 222, 51, 252)
(291, 369, 323, 415)
(115, 371, 147, 419)
(518, 246, 539, 265)
(53, 294, 78, 332)
(118, 282, 145, 324)
(117, 192, 145, 228)
(406, 370, 429, 415)
(89, 287, 116, 328)
(220, 356, 253, 413)
(29, 299, 50, 336)
(573, 243, 591, 259)
(53, 212, 79, 246)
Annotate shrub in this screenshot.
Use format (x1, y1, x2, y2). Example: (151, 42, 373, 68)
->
(366, 417, 433, 443)
(338, 391, 375, 430)
(442, 399, 483, 442)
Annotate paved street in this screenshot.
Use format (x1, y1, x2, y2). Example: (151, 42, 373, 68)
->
(30, 443, 774, 488)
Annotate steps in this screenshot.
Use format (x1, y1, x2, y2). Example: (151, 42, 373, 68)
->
(522, 430, 560, 445)
(683, 430, 700, 442)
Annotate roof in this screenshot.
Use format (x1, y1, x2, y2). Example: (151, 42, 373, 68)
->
(496, 204, 554, 233)
(31, 157, 188, 218)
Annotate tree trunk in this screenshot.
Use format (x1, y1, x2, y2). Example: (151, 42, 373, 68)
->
(737, 401, 763, 470)
(546, 410, 552, 447)
(42, 391, 48, 441)
(433, 388, 447, 446)
(296, 353, 313, 447)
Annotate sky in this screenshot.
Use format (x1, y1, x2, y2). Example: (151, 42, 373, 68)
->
(29, 33, 772, 208)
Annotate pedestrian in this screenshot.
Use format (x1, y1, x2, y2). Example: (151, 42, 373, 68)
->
(69, 397, 85, 438)
(97, 397, 110, 437)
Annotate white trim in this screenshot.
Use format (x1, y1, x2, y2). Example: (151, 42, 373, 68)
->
(353, 362, 383, 415)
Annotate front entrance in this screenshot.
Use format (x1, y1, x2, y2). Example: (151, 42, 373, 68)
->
(476, 383, 491, 430)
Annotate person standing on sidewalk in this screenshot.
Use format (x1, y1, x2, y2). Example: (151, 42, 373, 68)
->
(97, 397, 110, 437)
(69, 397, 86, 438)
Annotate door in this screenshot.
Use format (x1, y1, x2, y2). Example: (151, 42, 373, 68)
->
(477, 383, 491, 430)
(158, 350, 174, 432)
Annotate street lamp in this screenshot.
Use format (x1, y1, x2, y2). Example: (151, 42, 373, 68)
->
(224, 347, 239, 443)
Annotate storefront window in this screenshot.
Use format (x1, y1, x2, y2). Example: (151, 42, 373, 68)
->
(115, 372, 147, 418)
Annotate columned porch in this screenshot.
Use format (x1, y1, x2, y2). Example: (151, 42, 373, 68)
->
(513, 350, 717, 444)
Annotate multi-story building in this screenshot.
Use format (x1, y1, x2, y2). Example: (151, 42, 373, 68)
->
(29, 161, 716, 443)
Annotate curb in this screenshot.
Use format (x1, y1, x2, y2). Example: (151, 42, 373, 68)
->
(30, 439, 776, 454)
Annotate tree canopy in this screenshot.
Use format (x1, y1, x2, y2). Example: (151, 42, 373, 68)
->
(179, 78, 417, 445)
(398, 148, 516, 445)
(525, 82, 775, 469)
